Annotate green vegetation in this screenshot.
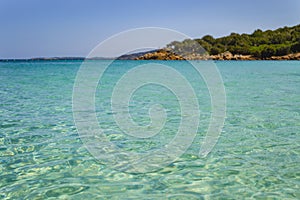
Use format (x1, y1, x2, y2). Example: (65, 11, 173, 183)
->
(167, 24, 300, 59)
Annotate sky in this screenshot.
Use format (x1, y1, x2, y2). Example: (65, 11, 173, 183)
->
(0, 0, 299, 58)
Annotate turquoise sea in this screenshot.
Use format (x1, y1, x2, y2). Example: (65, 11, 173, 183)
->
(0, 60, 299, 199)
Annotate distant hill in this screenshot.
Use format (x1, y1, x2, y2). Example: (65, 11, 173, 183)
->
(117, 49, 158, 60)
(162, 24, 300, 59)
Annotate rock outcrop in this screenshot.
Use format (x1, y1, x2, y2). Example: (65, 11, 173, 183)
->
(269, 53, 300, 60)
(134, 49, 300, 60)
(210, 52, 255, 60)
(135, 49, 184, 60)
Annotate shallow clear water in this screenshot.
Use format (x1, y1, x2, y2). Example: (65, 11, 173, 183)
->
(0, 60, 299, 199)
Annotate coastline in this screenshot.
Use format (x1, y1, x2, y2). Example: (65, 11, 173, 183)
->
(133, 49, 300, 61)
(1, 51, 300, 62)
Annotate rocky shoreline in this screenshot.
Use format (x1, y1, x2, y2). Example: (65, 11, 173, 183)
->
(1, 51, 300, 62)
(134, 49, 300, 60)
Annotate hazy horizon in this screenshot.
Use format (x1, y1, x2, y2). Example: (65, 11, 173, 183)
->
(1, 0, 300, 59)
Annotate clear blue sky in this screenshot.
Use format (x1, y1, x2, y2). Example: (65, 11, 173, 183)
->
(0, 0, 299, 58)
